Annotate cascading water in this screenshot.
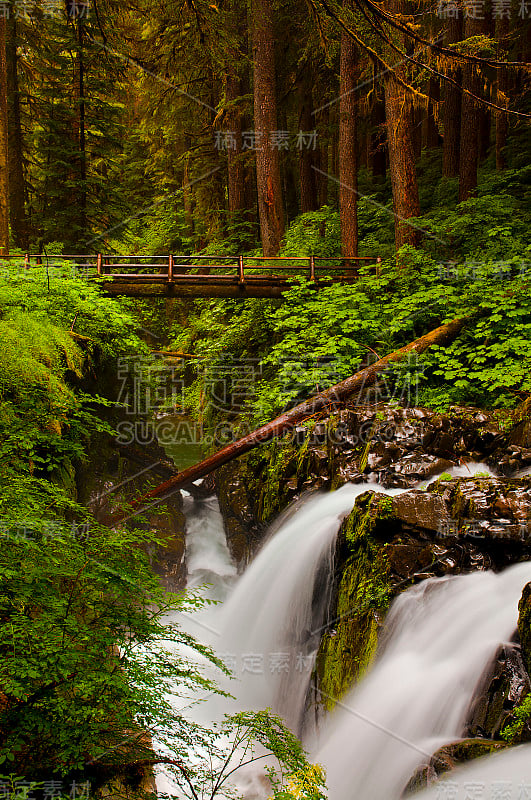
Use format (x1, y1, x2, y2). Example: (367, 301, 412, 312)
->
(313, 563, 531, 800)
(177, 482, 403, 732)
(203, 482, 405, 732)
(158, 462, 529, 800)
(181, 492, 237, 601)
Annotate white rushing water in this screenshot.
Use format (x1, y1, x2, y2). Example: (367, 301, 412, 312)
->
(314, 562, 531, 800)
(414, 743, 531, 799)
(180, 482, 404, 732)
(159, 463, 530, 799)
(181, 492, 237, 601)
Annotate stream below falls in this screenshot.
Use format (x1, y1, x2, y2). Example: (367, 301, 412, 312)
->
(155, 463, 531, 799)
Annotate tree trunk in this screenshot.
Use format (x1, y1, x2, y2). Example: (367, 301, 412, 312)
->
(68, 19, 86, 247)
(339, 12, 359, 258)
(6, 16, 27, 250)
(479, 109, 491, 161)
(182, 148, 194, 243)
(384, 71, 421, 248)
(424, 77, 440, 150)
(458, 15, 489, 201)
(442, 16, 462, 178)
(458, 69, 481, 199)
(315, 107, 329, 206)
(478, 14, 494, 163)
(251, 0, 284, 255)
(115, 316, 468, 522)
(298, 80, 318, 213)
(495, 16, 510, 171)
(370, 100, 387, 178)
(412, 106, 423, 160)
(329, 114, 339, 206)
(0, 18, 9, 255)
(226, 73, 246, 213)
(383, 0, 420, 249)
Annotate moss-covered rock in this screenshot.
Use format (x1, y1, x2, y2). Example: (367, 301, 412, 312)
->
(466, 643, 531, 742)
(404, 739, 508, 795)
(519, 582, 531, 675)
(316, 493, 394, 708)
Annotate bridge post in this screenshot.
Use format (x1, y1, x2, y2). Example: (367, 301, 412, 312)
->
(376, 256, 382, 277)
(168, 254, 174, 282)
(24, 253, 29, 271)
(309, 254, 316, 282)
(96, 254, 102, 276)
(238, 255, 245, 285)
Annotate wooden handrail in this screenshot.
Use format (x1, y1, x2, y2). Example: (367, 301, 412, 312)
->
(0, 254, 383, 297)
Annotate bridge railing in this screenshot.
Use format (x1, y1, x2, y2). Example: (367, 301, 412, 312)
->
(0, 254, 382, 284)
(93, 254, 381, 283)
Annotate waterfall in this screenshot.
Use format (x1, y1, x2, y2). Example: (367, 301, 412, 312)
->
(178, 482, 403, 733)
(314, 563, 531, 800)
(181, 492, 237, 601)
(158, 464, 530, 800)
(204, 482, 404, 732)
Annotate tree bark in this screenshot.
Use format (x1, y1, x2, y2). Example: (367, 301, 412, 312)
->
(0, 18, 9, 255)
(251, 0, 285, 255)
(478, 13, 494, 163)
(339, 10, 359, 257)
(226, 73, 247, 213)
(458, 15, 489, 201)
(479, 109, 491, 161)
(6, 16, 28, 250)
(68, 19, 86, 248)
(298, 79, 318, 213)
(370, 100, 387, 178)
(495, 16, 510, 171)
(424, 77, 440, 150)
(315, 107, 329, 206)
(384, 72, 421, 248)
(442, 16, 462, 179)
(383, 0, 420, 249)
(115, 316, 468, 522)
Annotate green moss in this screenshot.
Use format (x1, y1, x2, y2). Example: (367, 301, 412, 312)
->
(244, 436, 300, 524)
(316, 495, 392, 709)
(343, 492, 395, 546)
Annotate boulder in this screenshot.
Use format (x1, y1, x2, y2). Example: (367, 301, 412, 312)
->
(404, 739, 508, 795)
(465, 643, 531, 742)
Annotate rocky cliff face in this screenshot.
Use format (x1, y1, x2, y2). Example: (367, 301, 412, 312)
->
(216, 404, 531, 567)
(76, 428, 188, 590)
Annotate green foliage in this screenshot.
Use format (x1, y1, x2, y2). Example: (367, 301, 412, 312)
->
(0, 510, 222, 778)
(0, 267, 146, 478)
(501, 695, 531, 744)
(0, 269, 321, 798)
(268, 763, 327, 800)
(438, 473, 453, 481)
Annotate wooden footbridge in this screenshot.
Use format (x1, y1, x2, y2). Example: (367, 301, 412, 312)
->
(2, 254, 381, 299)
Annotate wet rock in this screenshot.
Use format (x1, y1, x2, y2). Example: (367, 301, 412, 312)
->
(518, 582, 531, 675)
(77, 429, 188, 590)
(215, 403, 531, 575)
(508, 397, 531, 449)
(404, 739, 508, 795)
(392, 492, 449, 532)
(387, 541, 439, 579)
(465, 643, 531, 742)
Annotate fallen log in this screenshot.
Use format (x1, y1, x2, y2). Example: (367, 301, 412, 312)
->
(113, 316, 467, 524)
